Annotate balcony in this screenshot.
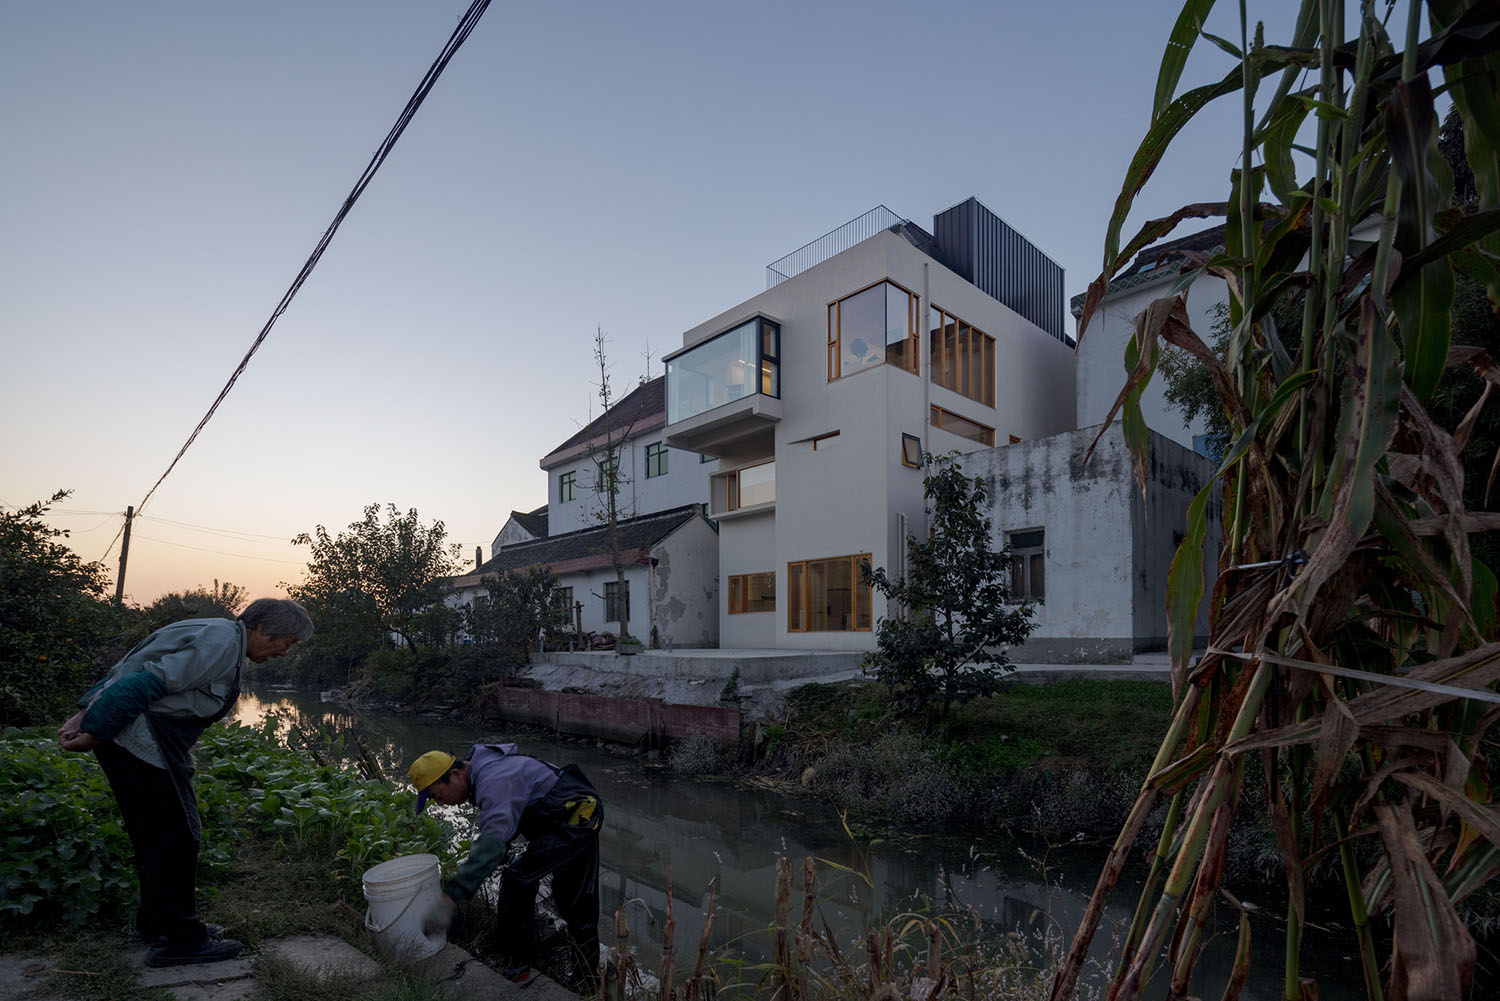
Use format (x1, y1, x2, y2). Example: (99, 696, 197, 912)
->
(664, 316, 781, 455)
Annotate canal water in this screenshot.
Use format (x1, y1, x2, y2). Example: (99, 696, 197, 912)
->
(233, 686, 1363, 1000)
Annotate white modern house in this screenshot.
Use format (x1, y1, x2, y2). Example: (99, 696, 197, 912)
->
(456, 200, 1223, 665)
(662, 199, 1079, 653)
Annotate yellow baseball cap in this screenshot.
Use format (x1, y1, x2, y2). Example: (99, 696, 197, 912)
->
(408, 751, 456, 813)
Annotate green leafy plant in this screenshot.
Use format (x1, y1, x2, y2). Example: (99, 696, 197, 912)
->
(862, 456, 1035, 717)
(0, 719, 457, 931)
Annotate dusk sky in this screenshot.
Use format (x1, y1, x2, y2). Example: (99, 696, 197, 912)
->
(2, 0, 1318, 604)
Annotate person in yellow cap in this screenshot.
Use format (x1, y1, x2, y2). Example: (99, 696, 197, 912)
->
(408, 743, 602, 982)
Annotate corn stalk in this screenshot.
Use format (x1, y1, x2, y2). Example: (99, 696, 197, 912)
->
(1056, 1, 1500, 999)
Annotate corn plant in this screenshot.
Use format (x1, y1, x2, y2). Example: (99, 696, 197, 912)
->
(1055, 1, 1500, 999)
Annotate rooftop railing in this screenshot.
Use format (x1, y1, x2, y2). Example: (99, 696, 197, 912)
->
(765, 205, 907, 288)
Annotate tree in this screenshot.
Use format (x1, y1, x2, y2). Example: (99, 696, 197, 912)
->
(861, 457, 1035, 717)
(465, 566, 565, 667)
(140, 579, 249, 632)
(1057, 4, 1500, 999)
(286, 503, 463, 655)
(0, 491, 129, 726)
(586, 326, 639, 644)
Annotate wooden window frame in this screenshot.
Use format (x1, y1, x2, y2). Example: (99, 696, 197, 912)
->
(928, 305, 995, 406)
(559, 471, 577, 502)
(728, 571, 776, 614)
(786, 553, 873, 633)
(725, 458, 775, 511)
(645, 442, 668, 478)
(929, 405, 995, 446)
(826, 280, 920, 383)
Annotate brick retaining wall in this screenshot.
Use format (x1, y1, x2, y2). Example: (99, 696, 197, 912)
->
(485, 686, 740, 747)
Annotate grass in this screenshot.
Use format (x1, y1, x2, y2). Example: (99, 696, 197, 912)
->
(759, 678, 1175, 838)
(779, 677, 1174, 774)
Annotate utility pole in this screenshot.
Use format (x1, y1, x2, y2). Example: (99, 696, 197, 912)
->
(114, 505, 134, 606)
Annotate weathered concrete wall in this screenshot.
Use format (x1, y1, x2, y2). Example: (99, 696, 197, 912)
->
(963, 426, 1137, 662)
(649, 514, 719, 648)
(486, 685, 740, 747)
(535, 649, 863, 684)
(961, 423, 1218, 662)
(1135, 431, 1221, 645)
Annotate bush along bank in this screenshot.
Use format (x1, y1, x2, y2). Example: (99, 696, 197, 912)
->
(0, 719, 459, 940)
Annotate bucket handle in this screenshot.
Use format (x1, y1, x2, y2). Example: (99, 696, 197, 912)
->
(363, 886, 428, 936)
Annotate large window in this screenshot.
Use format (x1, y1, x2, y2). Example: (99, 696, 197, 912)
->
(666, 316, 780, 424)
(646, 442, 668, 478)
(726, 460, 775, 510)
(930, 405, 995, 446)
(1009, 529, 1045, 601)
(728, 572, 776, 613)
(604, 581, 630, 623)
(929, 306, 995, 406)
(787, 554, 872, 632)
(559, 471, 576, 502)
(827, 281, 919, 381)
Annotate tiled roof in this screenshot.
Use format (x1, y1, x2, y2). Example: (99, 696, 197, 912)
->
(543, 376, 665, 461)
(451, 503, 704, 588)
(1069, 223, 1228, 315)
(511, 504, 548, 538)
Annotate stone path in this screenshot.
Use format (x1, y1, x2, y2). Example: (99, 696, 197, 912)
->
(1, 934, 581, 1001)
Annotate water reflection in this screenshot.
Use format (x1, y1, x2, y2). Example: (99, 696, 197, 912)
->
(232, 687, 1361, 1000)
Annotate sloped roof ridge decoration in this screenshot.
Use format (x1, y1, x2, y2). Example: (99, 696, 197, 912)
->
(457, 503, 704, 584)
(543, 376, 665, 462)
(1068, 223, 1229, 316)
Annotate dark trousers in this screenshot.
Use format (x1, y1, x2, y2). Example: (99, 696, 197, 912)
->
(497, 825, 600, 965)
(94, 742, 207, 944)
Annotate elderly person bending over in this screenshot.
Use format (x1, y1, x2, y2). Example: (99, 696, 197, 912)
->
(58, 597, 313, 967)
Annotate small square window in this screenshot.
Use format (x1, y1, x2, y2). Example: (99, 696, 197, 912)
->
(900, 433, 922, 468)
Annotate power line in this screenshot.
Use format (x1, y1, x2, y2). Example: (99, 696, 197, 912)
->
(138, 514, 294, 543)
(108, 0, 495, 560)
(131, 534, 306, 566)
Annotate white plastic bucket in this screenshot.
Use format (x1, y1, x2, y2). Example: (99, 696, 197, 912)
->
(362, 853, 445, 960)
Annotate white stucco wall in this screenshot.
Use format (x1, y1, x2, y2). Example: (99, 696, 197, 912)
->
(545, 434, 712, 539)
(1074, 272, 1227, 451)
(959, 422, 1218, 662)
(671, 230, 1077, 651)
(719, 509, 776, 648)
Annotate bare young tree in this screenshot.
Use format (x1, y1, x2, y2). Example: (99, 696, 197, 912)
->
(586, 326, 640, 645)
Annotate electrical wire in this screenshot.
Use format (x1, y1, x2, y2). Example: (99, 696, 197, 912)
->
(130, 534, 306, 566)
(106, 0, 494, 561)
(138, 514, 293, 543)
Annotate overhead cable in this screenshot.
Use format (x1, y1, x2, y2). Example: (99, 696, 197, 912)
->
(110, 0, 494, 559)
(131, 534, 306, 565)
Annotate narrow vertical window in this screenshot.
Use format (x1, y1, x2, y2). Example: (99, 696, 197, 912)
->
(559, 471, 576, 502)
(646, 442, 668, 478)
